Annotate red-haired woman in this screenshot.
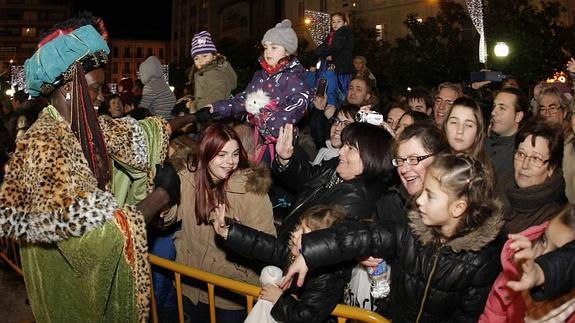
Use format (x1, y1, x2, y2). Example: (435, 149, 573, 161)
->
(162, 123, 276, 323)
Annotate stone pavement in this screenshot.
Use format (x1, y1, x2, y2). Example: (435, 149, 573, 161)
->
(0, 262, 34, 323)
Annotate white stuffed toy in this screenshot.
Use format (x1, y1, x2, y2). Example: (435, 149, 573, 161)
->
(245, 89, 272, 115)
(244, 89, 281, 163)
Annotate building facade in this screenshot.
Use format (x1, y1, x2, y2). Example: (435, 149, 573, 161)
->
(106, 39, 170, 84)
(170, 0, 283, 63)
(0, 0, 72, 91)
(285, 0, 575, 47)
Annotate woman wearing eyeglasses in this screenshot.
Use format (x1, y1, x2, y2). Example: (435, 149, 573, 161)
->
(311, 103, 359, 165)
(504, 117, 568, 234)
(353, 123, 448, 315)
(377, 123, 449, 225)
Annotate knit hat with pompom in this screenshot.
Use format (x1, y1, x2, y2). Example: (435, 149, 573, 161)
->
(261, 19, 298, 55)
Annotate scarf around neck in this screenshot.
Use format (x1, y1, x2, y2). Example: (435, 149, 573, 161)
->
(260, 56, 290, 75)
(506, 171, 566, 213)
(504, 170, 567, 233)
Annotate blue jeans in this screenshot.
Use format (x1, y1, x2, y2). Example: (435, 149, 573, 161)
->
(149, 223, 181, 309)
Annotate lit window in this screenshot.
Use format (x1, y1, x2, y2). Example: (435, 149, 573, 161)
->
(21, 27, 36, 37)
(375, 24, 383, 41)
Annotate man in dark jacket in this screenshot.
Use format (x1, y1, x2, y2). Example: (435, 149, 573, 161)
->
(486, 88, 529, 187)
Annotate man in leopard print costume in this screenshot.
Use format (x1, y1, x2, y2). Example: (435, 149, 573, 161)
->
(0, 14, 182, 323)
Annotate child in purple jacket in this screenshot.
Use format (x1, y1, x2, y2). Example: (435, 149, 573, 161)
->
(208, 19, 312, 163)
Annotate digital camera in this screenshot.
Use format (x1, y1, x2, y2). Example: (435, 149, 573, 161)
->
(355, 111, 384, 126)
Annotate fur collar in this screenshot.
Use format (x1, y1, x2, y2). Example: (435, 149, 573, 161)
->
(407, 206, 504, 252)
(227, 163, 272, 195)
(178, 162, 271, 196)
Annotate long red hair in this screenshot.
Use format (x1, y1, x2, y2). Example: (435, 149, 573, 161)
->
(189, 123, 249, 224)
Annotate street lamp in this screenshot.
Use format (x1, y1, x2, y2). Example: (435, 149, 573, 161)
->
(494, 42, 509, 58)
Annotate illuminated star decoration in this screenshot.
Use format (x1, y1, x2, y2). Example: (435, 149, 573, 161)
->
(466, 0, 487, 64)
(304, 10, 330, 47)
(11, 65, 27, 93)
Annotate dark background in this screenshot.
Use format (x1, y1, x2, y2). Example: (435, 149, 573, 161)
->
(72, 1, 172, 40)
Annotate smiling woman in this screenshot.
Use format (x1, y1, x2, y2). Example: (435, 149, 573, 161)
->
(160, 123, 276, 322)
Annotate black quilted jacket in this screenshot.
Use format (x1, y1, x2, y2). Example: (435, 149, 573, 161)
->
(223, 223, 351, 323)
(301, 211, 505, 322)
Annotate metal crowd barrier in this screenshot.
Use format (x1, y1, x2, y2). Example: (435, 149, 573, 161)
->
(148, 254, 389, 323)
(0, 239, 388, 322)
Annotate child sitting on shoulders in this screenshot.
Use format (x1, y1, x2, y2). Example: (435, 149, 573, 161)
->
(207, 19, 311, 163)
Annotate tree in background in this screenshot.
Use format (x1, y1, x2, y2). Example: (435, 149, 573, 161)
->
(371, 0, 575, 97)
(384, 0, 481, 96)
(350, 18, 392, 102)
(485, 0, 574, 86)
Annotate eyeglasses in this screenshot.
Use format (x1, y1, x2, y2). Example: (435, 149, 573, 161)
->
(514, 151, 549, 167)
(434, 97, 454, 107)
(331, 117, 352, 127)
(392, 153, 434, 167)
(538, 106, 562, 116)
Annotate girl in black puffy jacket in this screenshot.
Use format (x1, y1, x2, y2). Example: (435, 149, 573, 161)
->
(282, 153, 505, 323)
(212, 204, 351, 323)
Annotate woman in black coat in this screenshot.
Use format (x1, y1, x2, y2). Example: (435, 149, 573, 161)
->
(272, 122, 394, 242)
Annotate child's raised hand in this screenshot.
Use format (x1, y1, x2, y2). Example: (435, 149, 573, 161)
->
(260, 284, 283, 304)
(279, 254, 309, 290)
(275, 124, 294, 164)
(506, 233, 546, 291)
(567, 58, 575, 74)
(210, 204, 229, 239)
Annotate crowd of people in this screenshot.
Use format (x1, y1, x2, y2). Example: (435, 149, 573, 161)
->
(1, 10, 575, 323)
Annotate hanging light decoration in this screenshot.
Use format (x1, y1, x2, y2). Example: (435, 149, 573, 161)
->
(304, 10, 331, 47)
(466, 0, 487, 64)
(11, 65, 27, 93)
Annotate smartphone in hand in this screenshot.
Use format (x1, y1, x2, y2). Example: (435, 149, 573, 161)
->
(316, 78, 328, 97)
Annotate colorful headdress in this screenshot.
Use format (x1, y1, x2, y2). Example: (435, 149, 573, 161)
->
(24, 22, 111, 189)
(24, 25, 110, 97)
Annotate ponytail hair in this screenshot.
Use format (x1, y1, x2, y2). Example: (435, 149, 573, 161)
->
(428, 153, 502, 237)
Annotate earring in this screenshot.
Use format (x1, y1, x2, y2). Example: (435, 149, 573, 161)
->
(65, 92, 71, 101)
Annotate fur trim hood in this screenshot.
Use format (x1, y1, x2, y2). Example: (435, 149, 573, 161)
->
(228, 163, 272, 195)
(408, 204, 504, 252)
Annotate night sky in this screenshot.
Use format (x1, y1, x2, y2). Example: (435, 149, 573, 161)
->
(72, 1, 172, 41)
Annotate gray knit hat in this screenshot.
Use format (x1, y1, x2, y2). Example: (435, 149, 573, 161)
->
(261, 19, 298, 55)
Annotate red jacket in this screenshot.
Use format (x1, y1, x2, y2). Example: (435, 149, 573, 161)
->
(480, 221, 575, 322)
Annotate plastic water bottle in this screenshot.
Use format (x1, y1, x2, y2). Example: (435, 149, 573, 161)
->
(367, 261, 391, 299)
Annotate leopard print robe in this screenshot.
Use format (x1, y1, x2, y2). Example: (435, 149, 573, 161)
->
(0, 106, 169, 322)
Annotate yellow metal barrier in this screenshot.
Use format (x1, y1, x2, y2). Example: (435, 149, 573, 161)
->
(148, 254, 389, 323)
(0, 239, 388, 322)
